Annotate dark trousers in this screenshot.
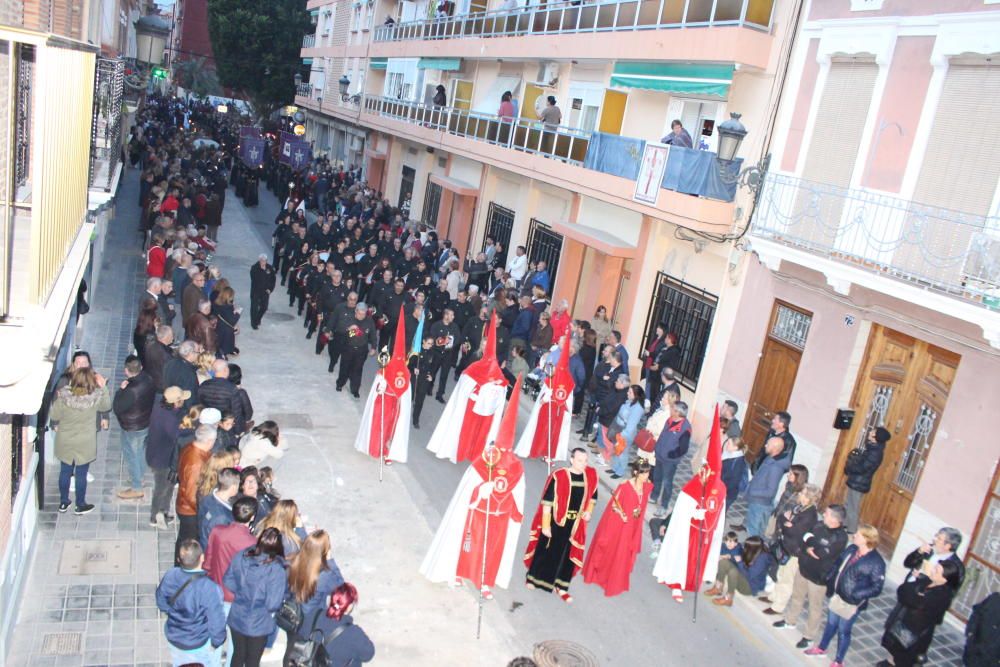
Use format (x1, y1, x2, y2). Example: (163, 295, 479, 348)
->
(175, 513, 198, 564)
(435, 351, 457, 399)
(205, 224, 219, 242)
(250, 292, 269, 328)
(651, 457, 680, 507)
(150, 467, 173, 521)
(378, 322, 394, 351)
(412, 379, 432, 422)
(327, 333, 345, 372)
(279, 257, 291, 285)
(337, 345, 367, 394)
(58, 461, 90, 506)
(230, 628, 268, 667)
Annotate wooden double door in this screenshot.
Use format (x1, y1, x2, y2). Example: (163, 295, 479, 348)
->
(824, 325, 960, 553)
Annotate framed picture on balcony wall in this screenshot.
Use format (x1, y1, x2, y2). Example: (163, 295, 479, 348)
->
(634, 142, 669, 205)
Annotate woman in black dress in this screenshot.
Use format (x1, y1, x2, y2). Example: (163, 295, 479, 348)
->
(212, 286, 240, 359)
(878, 559, 961, 667)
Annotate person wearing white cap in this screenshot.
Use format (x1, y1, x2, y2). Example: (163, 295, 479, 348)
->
(249, 254, 276, 329)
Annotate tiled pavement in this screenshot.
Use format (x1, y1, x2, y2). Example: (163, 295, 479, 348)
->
(6, 168, 180, 666)
(4, 161, 968, 666)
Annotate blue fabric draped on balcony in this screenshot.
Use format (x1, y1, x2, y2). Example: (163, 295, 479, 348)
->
(584, 136, 742, 202)
(661, 147, 742, 202)
(583, 132, 646, 180)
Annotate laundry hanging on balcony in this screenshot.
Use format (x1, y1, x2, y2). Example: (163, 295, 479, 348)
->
(417, 58, 462, 71)
(610, 63, 734, 97)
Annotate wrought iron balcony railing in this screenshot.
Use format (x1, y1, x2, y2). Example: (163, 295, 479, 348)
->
(296, 82, 314, 97)
(302, 33, 317, 48)
(751, 173, 1000, 307)
(373, 0, 773, 42)
(364, 95, 592, 166)
(89, 58, 125, 192)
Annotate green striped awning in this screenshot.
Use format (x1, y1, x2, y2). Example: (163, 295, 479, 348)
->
(302, 58, 313, 65)
(610, 62, 734, 97)
(309, 8, 319, 15)
(369, 58, 388, 70)
(418, 58, 461, 71)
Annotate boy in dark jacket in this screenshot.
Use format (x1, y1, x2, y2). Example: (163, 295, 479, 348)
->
(843, 427, 889, 533)
(156, 539, 227, 665)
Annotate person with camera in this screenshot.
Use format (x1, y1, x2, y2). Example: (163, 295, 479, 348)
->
(763, 484, 821, 617)
(843, 427, 889, 533)
(877, 558, 961, 667)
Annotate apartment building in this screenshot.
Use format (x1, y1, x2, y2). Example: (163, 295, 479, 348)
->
(296, 0, 797, 400)
(1, 0, 134, 654)
(696, 0, 1000, 620)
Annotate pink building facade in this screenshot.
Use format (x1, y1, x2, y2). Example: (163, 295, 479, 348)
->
(696, 0, 1000, 621)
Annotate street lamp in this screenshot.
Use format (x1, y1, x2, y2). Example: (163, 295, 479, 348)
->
(717, 112, 748, 162)
(339, 75, 351, 101)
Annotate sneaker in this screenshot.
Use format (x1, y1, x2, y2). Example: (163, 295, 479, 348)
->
(803, 647, 826, 657)
(829, 663, 843, 667)
(148, 516, 159, 527)
(74, 504, 95, 516)
(773, 620, 794, 630)
(117, 488, 144, 500)
(762, 607, 781, 615)
(155, 512, 169, 530)
(87, 472, 94, 483)
(795, 638, 811, 649)
(58, 502, 70, 513)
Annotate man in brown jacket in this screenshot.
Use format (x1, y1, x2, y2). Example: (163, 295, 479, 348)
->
(181, 267, 206, 324)
(175, 424, 215, 563)
(185, 298, 218, 355)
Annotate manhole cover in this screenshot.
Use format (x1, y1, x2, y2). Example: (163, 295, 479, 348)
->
(41, 633, 81, 656)
(58, 540, 132, 575)
(533, 640, 599, 667)
(267, 313, 295, 322)
(267, 413, 314, 429)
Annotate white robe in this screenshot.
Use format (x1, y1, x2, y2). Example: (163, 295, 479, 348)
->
(419, 463, 525, 589)
(513, 385, 571, 461)
(652, 489, 724, 587)
(425, 375, 506, 463)
(353, 374, 411, 463)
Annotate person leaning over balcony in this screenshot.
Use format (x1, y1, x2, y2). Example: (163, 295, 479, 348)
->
(50, 367, 112, 515)
(660, 119, 693, 149)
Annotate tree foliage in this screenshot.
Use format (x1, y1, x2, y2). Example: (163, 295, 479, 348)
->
(207, 0, 311, 119)
(173, 57, 222, 98)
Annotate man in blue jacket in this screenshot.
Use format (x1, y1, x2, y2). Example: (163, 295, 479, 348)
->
(745, 436, 792, 538)
(156, 539, 227, 666)
(197, 467, 239, 549)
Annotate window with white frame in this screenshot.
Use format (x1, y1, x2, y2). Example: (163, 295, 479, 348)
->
(567, 83, 603, 132)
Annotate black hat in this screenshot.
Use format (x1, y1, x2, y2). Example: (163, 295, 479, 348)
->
(874, 427, 891, 444)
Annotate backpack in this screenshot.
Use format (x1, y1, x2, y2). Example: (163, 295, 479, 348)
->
(276, 596, 304, 634)
(286, 608, 351, 667)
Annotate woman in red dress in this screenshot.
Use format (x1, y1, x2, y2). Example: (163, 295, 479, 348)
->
(582, 459, 653, 596)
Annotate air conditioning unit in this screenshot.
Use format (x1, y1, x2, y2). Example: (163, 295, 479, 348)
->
(532, 62, 560, 88)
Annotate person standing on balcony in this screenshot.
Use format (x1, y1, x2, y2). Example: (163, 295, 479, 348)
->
(538, 96, 562, 155)
(661, 119, 693, 149)
(507, 246, 528, 288)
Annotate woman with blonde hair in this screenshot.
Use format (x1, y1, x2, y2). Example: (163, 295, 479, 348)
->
(212, 286, 241, 359)
(195, 351, 215, 383)
(195, 449, 239, 500)
(256, 499, 307, 556)
(286, 530, 345, 619)
(177, 404, 203, 447)
(50, 367, 111, 514)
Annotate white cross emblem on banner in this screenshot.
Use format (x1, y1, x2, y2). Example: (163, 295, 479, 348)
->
(249, 146, 259, 161)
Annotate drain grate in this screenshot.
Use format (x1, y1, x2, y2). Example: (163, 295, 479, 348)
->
(533, 639, 599, 667)
(40, 632, 82, 656)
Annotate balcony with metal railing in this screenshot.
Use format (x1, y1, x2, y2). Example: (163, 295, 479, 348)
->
(750, 173, 1000, 336)
(373, 0, 774, 42)
(303, 33, 317, 48)
(89, 58, 125, 194)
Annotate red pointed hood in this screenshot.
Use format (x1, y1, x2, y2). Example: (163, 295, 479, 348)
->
(548, 334, 575, 400)
(473, 374, 523, 482)
(462, 310, 507, 386)
(392, 305, 407, 363)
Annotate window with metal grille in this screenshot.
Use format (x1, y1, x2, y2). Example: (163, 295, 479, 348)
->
(951, 465, 1000, 622)
(422, 178, 442, 229)
(526, 219, 563, 293)
(770, 304, 812, 349)
(483, 203, 514, 255)
(894, 402, 937, 493)
(642, 274, 718, 390)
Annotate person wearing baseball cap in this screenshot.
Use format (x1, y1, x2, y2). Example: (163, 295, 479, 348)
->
(843, 426, 890, 533)
(147, 387, 191, 529)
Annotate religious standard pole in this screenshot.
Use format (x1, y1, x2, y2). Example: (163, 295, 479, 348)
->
(377, 346, 390, 483)
(476, 443, 500, 640)
(544, 362, 554, 477)
(692, 465, 710, 623)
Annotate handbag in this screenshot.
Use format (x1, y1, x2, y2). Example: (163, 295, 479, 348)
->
(886, 606, 922, 650)
(829, 594, 858, 620)
(634, 429, 656, 453)
(770, 538, 790, 566)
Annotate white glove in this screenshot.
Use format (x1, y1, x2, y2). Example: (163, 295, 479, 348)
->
(692, 508, 707, 521)
(473, 481, 495, 504)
